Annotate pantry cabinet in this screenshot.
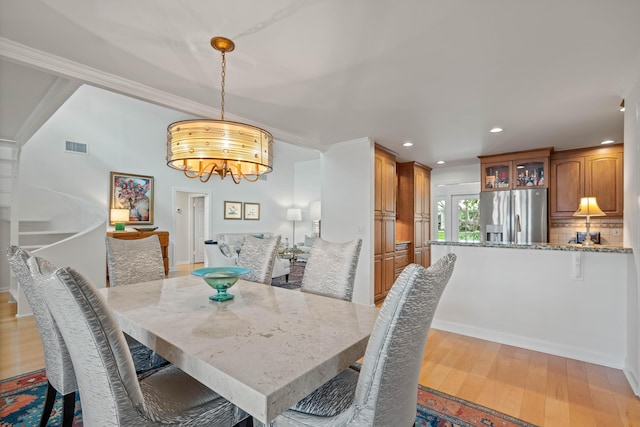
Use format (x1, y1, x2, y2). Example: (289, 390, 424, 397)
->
(374, 145, 397, 302)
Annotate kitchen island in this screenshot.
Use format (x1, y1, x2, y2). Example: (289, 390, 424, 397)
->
(425, 240, 631, 369)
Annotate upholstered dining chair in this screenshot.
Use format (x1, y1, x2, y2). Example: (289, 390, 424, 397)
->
(105, 235, 165, 287)
(258, 253, 457, 426)
(6, 246, 77, 427)
(32, 259, 250, 427)
(300, 238, 363, 301)
(105, 235, 168, 369)
(236, 234, 281, 284)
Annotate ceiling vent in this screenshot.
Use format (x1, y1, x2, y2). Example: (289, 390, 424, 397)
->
(65, 141, 88, 154)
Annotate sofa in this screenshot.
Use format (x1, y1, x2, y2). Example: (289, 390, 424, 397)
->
(291, 234, 318, 262)
(204, 232, 290, 280)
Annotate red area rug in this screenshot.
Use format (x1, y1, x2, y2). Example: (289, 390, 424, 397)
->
(1, 369, 536, 426)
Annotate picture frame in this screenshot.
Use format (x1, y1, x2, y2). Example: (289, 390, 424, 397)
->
(244, 202, 260, 220)
(224, 201, 242, 220)
(110, 172, 154, 224)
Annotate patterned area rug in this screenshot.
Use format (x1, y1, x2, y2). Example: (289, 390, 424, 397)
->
(271, 261, 305, 289)
(0, 369, 536, 426)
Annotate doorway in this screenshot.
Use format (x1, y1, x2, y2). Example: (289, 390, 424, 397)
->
(173, 189, 211, 266)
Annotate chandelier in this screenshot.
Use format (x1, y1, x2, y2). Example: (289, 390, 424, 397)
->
(167, 37, 273, 184)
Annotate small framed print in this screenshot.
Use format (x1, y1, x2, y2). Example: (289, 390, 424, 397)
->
(244, 202, 260, 220)
(224, 201, 242, 220)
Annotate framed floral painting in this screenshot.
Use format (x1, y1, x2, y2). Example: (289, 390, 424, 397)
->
(110, 172, 154, 224)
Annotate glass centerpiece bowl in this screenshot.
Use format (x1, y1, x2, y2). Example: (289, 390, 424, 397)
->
(192, 267, 250, 302)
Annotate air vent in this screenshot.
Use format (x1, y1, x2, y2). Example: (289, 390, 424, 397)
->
(65, 141, 88, 154)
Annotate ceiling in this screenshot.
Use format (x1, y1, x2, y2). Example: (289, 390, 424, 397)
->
(1, 0, 640, 167)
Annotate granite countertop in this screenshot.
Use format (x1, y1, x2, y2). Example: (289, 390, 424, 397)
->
(425, 240, 632, 253)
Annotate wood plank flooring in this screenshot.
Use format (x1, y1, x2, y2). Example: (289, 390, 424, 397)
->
(2, 263, 639, 426)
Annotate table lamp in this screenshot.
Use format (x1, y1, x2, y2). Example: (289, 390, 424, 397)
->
(286, 208, 302, 248)
(573, 197, 605, 246)
(110, 208, 130, 231)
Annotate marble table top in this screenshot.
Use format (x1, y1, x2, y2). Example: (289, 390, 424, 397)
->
(99, 275, 380, 423)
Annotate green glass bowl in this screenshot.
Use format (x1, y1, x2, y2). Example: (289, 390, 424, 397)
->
(199, 267, 250, 302)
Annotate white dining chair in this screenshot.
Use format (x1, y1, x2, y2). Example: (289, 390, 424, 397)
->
(105, 235, 165, 287)
(6, 246, 78, 427)
(236, 234, 281, 284)
(32, 258, 251, 427)
(105, 235, 169, 369)
(300, 238, 362, 301)
(259, 254, 457, 426)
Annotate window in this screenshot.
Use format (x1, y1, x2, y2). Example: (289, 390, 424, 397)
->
(437, 198, 446, 241)
(453, 195, 479, 242)
(433, 182, 480, 242)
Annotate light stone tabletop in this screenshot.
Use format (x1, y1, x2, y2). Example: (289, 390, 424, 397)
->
(99, 275, 380, 423)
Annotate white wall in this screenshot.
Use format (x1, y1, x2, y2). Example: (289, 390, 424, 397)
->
(321, 138, 373, 305)
(623, 70, 640, 394)
(18, 84, 320, 277)
(432, 244, 628, 368)
(292, 159, 322, 244)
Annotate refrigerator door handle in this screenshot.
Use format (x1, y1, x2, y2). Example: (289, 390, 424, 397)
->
(515, 214, 521, 244)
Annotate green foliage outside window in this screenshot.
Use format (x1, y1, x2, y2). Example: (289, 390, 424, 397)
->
(457, 198, 479, 241)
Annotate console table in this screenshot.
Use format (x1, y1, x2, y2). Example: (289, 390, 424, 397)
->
(106, 231, 170, 275)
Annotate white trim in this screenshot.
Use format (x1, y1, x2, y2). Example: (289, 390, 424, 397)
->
(431, 320, 625, 369)
(0, 37, 317, 149)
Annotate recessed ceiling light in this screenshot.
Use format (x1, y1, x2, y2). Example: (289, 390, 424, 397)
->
(490, 127, 503, 133)
(402, 142, 413, 147)
(620, 100, 625, 112)
(601, 140, 614, 145)
(436, 160, 445, 165)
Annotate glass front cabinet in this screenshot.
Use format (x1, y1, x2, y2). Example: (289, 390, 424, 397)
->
(479, 148, 552, 192)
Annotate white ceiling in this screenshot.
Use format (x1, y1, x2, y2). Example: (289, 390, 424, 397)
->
(1, 0, 640, 167)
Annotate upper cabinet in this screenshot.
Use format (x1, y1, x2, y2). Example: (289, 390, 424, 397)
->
(550, 144, 623, 218)
(479, 148, 553, 192)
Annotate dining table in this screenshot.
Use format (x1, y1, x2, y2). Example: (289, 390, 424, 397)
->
(99, 274, 380, 424)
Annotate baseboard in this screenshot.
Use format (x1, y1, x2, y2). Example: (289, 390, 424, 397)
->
(431, 319, 624, 369)
(624, 367, 640, 396)
(0, 285, 9, 293)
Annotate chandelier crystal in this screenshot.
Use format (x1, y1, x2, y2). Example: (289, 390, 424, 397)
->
(167, 37, 273, 184)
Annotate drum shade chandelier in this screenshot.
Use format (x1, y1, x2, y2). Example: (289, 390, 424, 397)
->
(167, 37, 273, 184)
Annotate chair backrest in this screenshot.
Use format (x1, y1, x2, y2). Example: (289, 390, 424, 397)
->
(33, 261, 146, 426)
(353, 254, 456, 425)
(106, 235, 165, 286)
(236, 235, 281, 284)
(5, 246, 77, 395)
(300, 238, 363, 301)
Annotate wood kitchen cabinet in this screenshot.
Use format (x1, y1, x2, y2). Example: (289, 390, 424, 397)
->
(394, 242, 411, 280)
(374, 145, 397, 302)
(396, 161, 432, 270)
(550, 144, 623, 217)
(479, 148, 553, 192)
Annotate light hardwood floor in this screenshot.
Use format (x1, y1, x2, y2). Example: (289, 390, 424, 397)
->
(2, 263, 639, 426)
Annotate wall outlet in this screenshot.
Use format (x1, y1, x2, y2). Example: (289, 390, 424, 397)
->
(612, 228, 621, 237)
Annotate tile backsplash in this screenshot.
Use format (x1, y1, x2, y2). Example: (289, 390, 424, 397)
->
(549, 217, 623, 246)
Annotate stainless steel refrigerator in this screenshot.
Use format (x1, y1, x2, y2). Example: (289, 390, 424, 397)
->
(479, 188, 548, 244)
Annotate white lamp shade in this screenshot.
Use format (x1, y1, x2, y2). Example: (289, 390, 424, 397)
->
(286, 208, 302, 221)
(309, 201, 321, 221)
(573, 197, 606, 217)
(110, 208, 130, 223)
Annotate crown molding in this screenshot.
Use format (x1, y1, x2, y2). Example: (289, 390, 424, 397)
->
(0, 37, 318, 149)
